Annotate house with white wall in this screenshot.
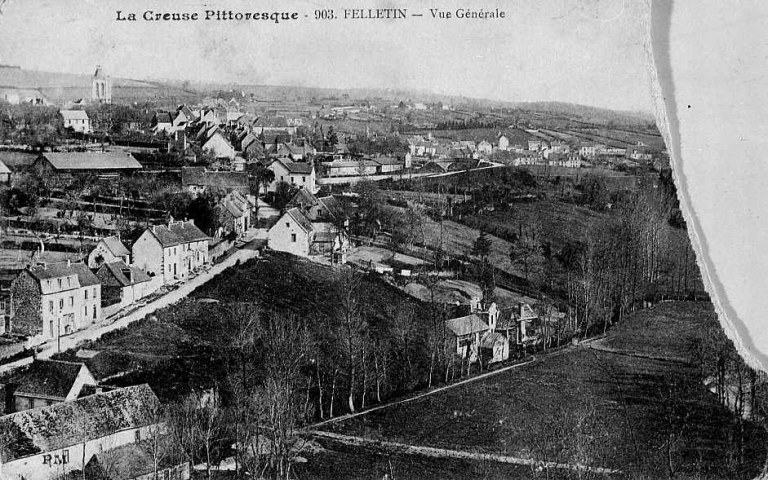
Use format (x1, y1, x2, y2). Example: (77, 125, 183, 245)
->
(131, 220, 210, 285)
(0, 384, 162, 480)
(10, 262, 102, 343)
(267, 160, 317, 194)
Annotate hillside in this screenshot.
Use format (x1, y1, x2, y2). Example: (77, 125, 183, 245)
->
(0, 65, 197, 104)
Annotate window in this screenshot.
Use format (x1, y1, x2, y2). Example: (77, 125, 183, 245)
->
(93, 307, 97, 320)
(49, 301, 54, 313)
(291, 176, 295, 183)
(27, 397, 34, 410)
(85, 290, 89, 300)
(69, 296, 74, 307)
(49, 321, 53, 337)
(94, 288, 98, 298)
(57, 279, 62, 289)
(291, 234, 297, 243)
(84, 306, 88, 317)
(285, 222, 289, 228)
(67, 277, 71, 288)
(135, 429, 141, 442)
(59, 299, 64, 309)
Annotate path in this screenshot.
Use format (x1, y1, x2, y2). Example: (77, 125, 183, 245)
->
(308, 430, 621, 476)
(0, 248, 259, 375)
(312, 344, 578, 429)
(587, 337, 689, 364)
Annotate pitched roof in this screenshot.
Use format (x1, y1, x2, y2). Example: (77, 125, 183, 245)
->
(285, 208, 314, 234)
(97, 260, 151, 287)
(286, 189, 320, 210)
(40, 152, 142, 171)
(445, 314, 490, 337)
(282, 160, 313, 175)
(59, 110, 89, 121)
(9, 360, 88, 400)
(0, 384, 160, 461)
(26, 261, 100, 289)
(148, 220, 209, 247)
(101, 235, 129, 257)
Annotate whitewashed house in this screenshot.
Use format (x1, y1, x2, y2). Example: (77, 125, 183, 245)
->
(0, 384, 162, 480)
(87, 235, 131, 269)
(267, 160, 317, 194)
(131, 220, 210, 285)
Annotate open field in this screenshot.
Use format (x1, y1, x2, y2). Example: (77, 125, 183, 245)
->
(320, 302, 767, 479)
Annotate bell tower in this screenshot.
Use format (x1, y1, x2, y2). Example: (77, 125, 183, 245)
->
(91, 65, 111, 104)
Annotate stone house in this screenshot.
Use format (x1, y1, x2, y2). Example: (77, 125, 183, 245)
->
(10, 261, 102, 343)
(87, 235, 131, 269)
(217, 190, 253, 237)
(131, 220, 210, 285)
(0, 384, 162, 480)
(267, 160, 317, 194)
(95, 260, 154, 308)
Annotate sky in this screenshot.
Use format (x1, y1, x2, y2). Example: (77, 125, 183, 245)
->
(0, 0, 653, 112)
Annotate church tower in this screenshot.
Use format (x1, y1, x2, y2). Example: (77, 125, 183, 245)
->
(91, 65, 111, 104)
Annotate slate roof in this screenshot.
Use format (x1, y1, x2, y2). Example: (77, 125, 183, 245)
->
(27, 261, 100, 288)
(0, 384, 160, 462)
(149, 220, 209, 247)
(97, 260, 151, 287)
(40, 152, 142, 171)
(101, 235, 129, 258)
(285, 208, 314, 233)
(286, 189, 320, 211)
(9, 360, 87, 400)
(445, 314, 490, 337)
(282, 160, 313, 175)
(59, 110, 89, 121)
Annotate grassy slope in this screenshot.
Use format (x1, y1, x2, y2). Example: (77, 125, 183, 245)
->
(322, 302, 766, 479)
(53, 253, 426, 401)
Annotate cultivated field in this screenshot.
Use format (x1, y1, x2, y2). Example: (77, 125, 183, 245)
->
(320, 302, 767, 479)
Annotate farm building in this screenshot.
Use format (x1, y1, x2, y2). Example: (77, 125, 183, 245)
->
(34, 151, 142, 186)
(0, 384, 162, 480)
(3, 359, 97, 413)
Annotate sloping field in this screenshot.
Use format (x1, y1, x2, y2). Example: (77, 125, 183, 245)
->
(322, 302, 766, 479)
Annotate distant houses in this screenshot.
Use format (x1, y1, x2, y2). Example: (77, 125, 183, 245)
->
(59, 109, 91, 133)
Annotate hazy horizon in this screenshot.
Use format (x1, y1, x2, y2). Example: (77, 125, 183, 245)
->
(0, 0, 654, 114)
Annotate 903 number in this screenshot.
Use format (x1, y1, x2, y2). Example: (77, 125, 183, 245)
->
(314, 9, 335, 19)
